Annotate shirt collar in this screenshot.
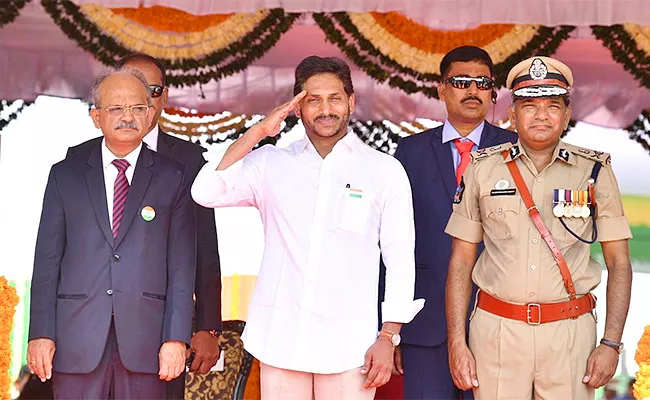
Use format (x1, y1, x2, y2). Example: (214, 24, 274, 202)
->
(294, 130, 361, 156)
(503, 139, 577, 166)
(102, 138, 143, 170)
(142, 124, 159, 152)
(441, 119, 485, 146)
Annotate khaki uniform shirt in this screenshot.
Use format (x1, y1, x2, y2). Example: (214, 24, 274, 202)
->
(445, 140, 632, 304)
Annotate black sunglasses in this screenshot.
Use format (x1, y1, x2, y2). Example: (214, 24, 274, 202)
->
(149, 85, 164, 98)
(443, 76, 495, 90)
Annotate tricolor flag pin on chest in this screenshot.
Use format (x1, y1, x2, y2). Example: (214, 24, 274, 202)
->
(141, 206, 155, 222)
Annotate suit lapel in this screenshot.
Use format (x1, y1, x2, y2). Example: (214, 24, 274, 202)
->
(114, 147, 154, 248)
(478, 122, 500, 149)
(84, 144, 114, 246)
(431, 127, 457, 199)
(156, 127, 176, 159)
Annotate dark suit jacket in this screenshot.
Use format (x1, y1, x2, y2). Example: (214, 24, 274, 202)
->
(390, 122, 517, 347)
(29, 140, 196, 374)
(66, 131, 222, 332)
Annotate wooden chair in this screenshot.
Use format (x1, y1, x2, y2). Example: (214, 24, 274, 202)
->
(185, 320, 255, 399)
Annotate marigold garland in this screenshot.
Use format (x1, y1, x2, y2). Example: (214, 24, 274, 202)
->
(370, 12, 515, 54)
(0, 277, 20, 399)
(111, 6, 233, 33)
(635, 325, 650, 399)
(41, 0, 300, 87)
(592, 24, 650, 90)
(314, 12, 574, 98)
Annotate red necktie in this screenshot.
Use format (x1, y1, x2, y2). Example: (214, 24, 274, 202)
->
(112, 159, 130, 239)
(453, 139, 475, 185)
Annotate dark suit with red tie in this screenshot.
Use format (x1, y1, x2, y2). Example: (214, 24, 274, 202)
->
(380, 122, 516, 399)
(29, 139, 196, 398)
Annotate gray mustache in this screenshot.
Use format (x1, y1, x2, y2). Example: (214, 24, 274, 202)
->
(114, 121, 139, 130)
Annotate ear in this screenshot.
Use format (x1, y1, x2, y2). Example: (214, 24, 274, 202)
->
(437, 83, 446, 102)
(145, 107, 155, 130)
(161, 87, 169, 108)
(564, 105, 572, 129)
(508, 103, 516, 127)
(90, 109, 101, 129)
(348, 93, 355, 114)
(294, 102, 301, 119)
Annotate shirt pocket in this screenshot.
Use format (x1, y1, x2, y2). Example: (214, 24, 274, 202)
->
(552, 215, 593, 247)
(337, 187, 374, 234)
(480, 196, 521, 240)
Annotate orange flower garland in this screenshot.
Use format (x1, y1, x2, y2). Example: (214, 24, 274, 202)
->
(370, 12, 515, 53)
(0, 276, 19, 399)
(636, 325, 650, 399)
(111, 6, 233, 33)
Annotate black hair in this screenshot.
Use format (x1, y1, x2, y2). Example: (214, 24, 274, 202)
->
(293, 56, 354, 96)
(440, 46, 494, 79)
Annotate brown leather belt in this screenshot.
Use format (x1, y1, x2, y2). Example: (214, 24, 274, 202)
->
(477, 290, 596, 325)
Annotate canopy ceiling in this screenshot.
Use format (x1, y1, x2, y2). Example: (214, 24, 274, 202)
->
(0, 1, 649, 128)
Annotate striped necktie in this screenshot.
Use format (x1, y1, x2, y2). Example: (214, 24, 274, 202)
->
(111, 159, 130, 239)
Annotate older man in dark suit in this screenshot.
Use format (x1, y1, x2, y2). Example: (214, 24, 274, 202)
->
(27, 68, 196, 399)
(67, 53, 223, 399)
(388, 46, 518, 399)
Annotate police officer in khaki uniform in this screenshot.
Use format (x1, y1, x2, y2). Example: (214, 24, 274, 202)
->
(444, 56, 633, 399)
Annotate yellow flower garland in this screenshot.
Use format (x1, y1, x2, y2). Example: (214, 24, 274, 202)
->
(0, 276, 19, 399)
(347, 12, 540, 75)
(623, 24, 650, 56)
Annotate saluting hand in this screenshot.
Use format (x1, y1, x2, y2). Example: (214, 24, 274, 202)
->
(448, 341, 479, 391)
(251, 91, 306, 139)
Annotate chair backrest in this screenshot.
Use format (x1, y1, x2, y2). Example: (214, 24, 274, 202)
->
(185, 320, 254, 400)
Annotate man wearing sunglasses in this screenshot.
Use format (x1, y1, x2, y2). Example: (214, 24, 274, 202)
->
(66, 54, 222, 399)
(389, 46, 517, 399)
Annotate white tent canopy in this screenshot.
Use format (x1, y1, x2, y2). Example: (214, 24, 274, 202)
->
(1, 1, 649, 127)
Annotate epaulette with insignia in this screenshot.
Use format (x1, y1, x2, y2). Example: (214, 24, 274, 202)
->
(470, 142, 513, 163)
(564, 143, 611, 165)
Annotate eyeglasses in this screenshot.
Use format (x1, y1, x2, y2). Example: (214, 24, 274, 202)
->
(149, 85, 164, 98)
(98, 105, 150, 118)
(443, 76, 495, 90)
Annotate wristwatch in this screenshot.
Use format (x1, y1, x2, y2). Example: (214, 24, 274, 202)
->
(600, 338, 623, 354)
(377, 330, 401, 347)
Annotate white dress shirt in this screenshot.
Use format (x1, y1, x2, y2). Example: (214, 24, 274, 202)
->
(102, 139, 142, 229)
(143, 124, 159, 152)
(442, 119, 484, 171)
(192, 132, 424, 373)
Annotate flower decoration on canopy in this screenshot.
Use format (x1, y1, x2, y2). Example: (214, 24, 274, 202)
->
(0, 0, 29, 28)
(313, 12, 574, 98)
(592, 24, 650, 89)
(0, 99, 33, 132)
(41, 0, 299, 87)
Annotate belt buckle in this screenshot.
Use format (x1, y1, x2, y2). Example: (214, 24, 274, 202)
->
(526, 303, 541, 325)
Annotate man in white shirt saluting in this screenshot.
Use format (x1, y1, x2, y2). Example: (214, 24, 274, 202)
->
(192, 56, 425, 399)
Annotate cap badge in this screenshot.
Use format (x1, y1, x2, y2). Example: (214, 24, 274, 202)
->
(529, 58, 548, 80)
